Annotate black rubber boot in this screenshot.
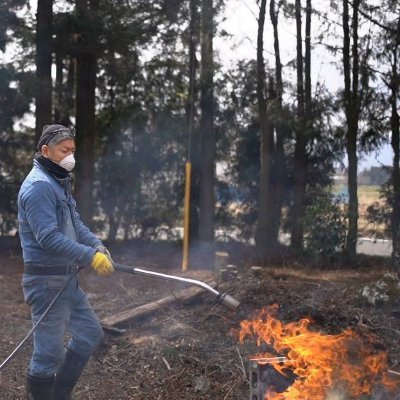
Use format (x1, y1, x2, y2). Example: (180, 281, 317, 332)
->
(54, 349, 89, 400)
(27, 373, 55, 400)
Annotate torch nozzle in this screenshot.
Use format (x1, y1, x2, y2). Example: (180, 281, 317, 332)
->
(218, 293, 241, 311)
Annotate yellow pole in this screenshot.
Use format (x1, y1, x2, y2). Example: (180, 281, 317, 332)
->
(182, 161, 192, 271)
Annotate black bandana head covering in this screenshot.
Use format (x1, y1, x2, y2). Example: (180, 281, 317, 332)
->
(37, 124, 76, 151)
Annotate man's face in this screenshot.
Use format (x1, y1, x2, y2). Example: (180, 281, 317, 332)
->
(41, 139, 76, 163)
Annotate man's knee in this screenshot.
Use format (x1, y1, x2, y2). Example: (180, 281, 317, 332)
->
(30, 349, 65, 377)
(87, 319, 104, 350)
(70, 321, 104, 356)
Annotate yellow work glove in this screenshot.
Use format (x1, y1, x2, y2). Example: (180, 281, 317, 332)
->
(91, 252, 114, 276)
(95, 244, 112, 261)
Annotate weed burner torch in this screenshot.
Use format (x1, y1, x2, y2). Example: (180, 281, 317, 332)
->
(113, 262, 240, 311)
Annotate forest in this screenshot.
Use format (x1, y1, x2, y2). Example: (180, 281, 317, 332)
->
(0, 0, 398, 262)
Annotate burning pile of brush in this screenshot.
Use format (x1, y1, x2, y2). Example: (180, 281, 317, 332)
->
(238, 304, 400, 400)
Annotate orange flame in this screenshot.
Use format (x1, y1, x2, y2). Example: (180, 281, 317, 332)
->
(239, 305, 398, 400)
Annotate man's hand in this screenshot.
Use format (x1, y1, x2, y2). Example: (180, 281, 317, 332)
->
(91, 252, 114, 276)
(96, 244, 112, 261)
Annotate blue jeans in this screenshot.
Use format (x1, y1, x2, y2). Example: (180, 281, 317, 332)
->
(22, 274, 104, 378)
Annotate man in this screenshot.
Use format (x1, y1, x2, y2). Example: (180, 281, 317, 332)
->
(18, 124, 114, 399)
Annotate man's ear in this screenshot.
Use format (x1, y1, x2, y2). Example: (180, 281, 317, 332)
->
(41, 145, 49, 158)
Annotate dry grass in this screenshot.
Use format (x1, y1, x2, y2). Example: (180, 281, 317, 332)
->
(358, 185, 382, 204)
(333, 184, 381, 203)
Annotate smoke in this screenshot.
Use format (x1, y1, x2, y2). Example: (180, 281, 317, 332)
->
(325, 389, 347, 400)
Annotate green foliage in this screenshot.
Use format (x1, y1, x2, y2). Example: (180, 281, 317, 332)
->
(365, 201, 391, 238)
(0, 0, 29, 51)
(96, 102, 186, 241)
(303, 192, 347, 260)
(93, 1, 191, 240)
(214, 60, 341, 243)
(213, 61, 260, 240)
(0, 0, 396, 255)
(0, 64, 34, 234)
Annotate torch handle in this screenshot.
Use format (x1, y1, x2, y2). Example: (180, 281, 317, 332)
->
(113, 263, 136, 274)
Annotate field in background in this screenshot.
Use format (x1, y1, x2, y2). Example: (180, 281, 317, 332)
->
(333, 184, 386, 237)
(358, 185, 381, 204)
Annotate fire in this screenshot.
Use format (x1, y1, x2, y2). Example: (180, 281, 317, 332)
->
(239, 305, 398, 400)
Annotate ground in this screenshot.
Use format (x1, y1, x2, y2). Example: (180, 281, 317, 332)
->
(1, 241, 400, 399)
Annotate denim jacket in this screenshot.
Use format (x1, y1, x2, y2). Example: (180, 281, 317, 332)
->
(18, 160, 101, 268)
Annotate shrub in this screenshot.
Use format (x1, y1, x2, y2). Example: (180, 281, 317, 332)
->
(303, 193, 347, 260)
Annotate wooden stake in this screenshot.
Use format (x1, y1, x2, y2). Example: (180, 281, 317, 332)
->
(182, 161, 192, 272)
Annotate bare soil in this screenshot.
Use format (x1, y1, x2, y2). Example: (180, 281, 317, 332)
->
(1, 241, 400, 399)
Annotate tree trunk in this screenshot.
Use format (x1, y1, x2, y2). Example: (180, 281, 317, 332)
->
(35, 0, 53, 143)
(343, 0, 360, 258)
(187, 0, 200, 241)
(390, 27, 400, 267)
(269, 0, 285, 246)
(198, 0, 215, 247)
(74, 0, 98, 226)
(108, 212, 122, 244)
(291, 0, 306, 251)
(54, 51, 73, 126)
(255, 0, 275, 259)
(63, 56, 76, 127)
(305, 0, 312, 123)
(54, 50, 63, 123)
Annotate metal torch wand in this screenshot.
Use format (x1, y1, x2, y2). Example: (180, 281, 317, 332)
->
(113, 262, 240, 311)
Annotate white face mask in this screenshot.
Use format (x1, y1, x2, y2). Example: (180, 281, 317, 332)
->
(58, 154, 76, 171)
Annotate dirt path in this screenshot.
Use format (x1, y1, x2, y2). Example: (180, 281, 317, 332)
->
(1, 243, 400, 399)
